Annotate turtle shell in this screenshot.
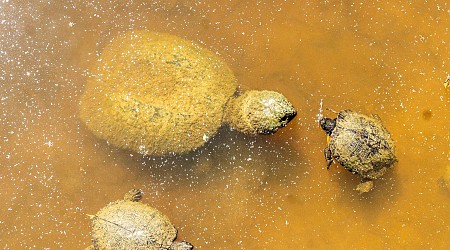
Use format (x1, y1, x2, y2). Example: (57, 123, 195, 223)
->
(91, 196, 177, 249)
(79, 31, 237, 155)
(329, 110, 397, 179)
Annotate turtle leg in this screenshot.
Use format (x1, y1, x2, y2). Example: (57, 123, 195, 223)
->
(356, 179, 374, 193)
(170, 241, 193, 250)
(324, 146, 333, 169)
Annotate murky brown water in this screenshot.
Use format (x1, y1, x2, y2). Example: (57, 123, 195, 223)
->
(1, 0, 449, 249)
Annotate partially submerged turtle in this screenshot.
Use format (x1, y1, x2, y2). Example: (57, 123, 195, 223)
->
(86, 189, 193, 250)
(79, 31, 296, 156)
(319, 109, 397, 193)
(439, 163, 450, 193)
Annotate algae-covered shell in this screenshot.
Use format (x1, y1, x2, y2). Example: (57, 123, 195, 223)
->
(79, 31, 237, 155)
(88, 189, 193, 250)
(328, 110, 397, 178)
(320, 110, 397, 192)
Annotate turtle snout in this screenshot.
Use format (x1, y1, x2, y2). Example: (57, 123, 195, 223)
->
(320, 117, 336, 135)
(278, 107, 297, 125)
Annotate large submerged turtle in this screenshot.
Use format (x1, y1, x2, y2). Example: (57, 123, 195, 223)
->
(79, 31, 296, 156)
(86, 189, 193, 250)
(319, 109, 397, 193)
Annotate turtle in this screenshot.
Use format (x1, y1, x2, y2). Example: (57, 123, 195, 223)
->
(439, 163, 450, 193)
(79, 30, 296, 156)
(319, 109, 397, 193)
(86, 189, 193, 250)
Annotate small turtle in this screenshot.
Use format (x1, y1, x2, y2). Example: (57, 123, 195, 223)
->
(86, 189, 193, 250)
(319, 109, 397, 193)
(80, 31, 296, 156)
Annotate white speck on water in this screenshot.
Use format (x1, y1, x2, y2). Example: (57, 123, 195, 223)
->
(316, 98, 324, 123)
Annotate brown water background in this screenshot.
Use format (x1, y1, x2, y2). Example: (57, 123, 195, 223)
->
(1, 0, 449, 249)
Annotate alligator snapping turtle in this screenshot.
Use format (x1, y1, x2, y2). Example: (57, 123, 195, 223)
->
(319, 109, 397, 193)
(79, 31, 296, 156)
(86, 189, 193, 250)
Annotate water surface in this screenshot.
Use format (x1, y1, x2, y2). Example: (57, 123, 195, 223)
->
(1, 0, 449, 248)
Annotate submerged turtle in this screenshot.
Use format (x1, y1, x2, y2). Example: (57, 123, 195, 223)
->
(319, 109, 397, 193)
(86, 189, 193, 250)
(79, 31, 296, 156)
(439, 163, 450, 193)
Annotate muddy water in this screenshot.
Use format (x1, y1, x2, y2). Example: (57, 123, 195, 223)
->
(1, 0, 449, 249)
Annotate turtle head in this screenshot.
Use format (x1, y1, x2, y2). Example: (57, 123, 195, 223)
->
(225, 90, 297, 135)
(170, 241, 194, 250)
(123, 189, 143, 202)
(319, 117, 336, 135)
